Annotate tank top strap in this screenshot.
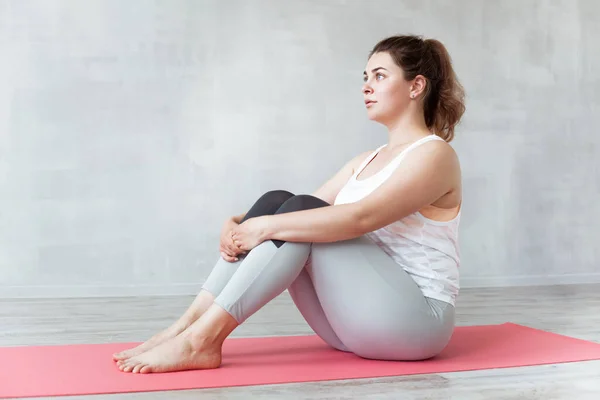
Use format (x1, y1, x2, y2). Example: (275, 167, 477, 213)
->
(352, 144, 386, 178)
(383, 134, 445, 174)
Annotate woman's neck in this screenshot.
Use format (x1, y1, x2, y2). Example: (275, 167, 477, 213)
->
(384, 111, 431, 151)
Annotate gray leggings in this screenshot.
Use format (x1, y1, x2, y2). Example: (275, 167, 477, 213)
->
(202, 191, 455, 361)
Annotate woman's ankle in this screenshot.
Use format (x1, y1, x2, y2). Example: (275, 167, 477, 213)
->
(174, 315, 199, 332)
(182, 304, 239, 349)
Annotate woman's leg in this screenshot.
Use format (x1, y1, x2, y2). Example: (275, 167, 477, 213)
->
(113, 190, 296, 361)
(308, 236, 456, 360)
(206, 195, 349, 352)
(117, 194, 453, 373)
(212, 195, 454, 360)
(205, 195, 331, 325)
(200, 190, 296, 298)
(286, 266, 350, 352)
(117, 194, 340, 373)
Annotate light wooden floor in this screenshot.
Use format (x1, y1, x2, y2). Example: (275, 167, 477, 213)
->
(1, 284, 599, 399)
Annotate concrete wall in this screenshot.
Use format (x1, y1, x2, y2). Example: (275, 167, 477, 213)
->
(1, 0, 599, 298)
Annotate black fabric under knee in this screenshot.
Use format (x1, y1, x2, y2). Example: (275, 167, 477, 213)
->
(240, 190, 296, 223)
(271, 195, 331, 248)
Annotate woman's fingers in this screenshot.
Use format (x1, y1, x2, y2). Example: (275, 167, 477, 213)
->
(220, 251, 237, 262)
(225, 239, 240, 257)
(222, 233, 237, 252)
(229, 232, 244, 254)
(220, 243, 238, 260)
(219, 245, 230, 257)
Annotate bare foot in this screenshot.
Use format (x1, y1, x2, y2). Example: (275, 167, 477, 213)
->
(116, 334, 222, 373)
(112, 323, 187, 361)
(113, 290, 217, 362)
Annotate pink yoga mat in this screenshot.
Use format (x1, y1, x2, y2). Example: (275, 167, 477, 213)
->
(1, 322, 600, 398)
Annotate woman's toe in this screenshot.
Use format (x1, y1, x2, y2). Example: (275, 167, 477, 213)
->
(121, 363, 131, 372)
(140, 365, 151, 374)
(132, 363, 144, 374)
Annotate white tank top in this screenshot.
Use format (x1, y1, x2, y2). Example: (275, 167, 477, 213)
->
(334, 134, 460, 306)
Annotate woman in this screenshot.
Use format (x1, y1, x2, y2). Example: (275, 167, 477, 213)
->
(114, 34, 466, 373)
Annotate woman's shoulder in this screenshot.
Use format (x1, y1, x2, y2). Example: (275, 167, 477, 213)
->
(415, 137, 461, 171)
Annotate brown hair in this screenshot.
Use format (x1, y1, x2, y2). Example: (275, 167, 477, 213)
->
(369, 35, 465, 142)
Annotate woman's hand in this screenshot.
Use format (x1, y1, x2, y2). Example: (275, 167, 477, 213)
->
(231, 216, 269, 252)
(219, 218, 246, 262)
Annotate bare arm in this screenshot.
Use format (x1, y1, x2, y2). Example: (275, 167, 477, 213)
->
(261, 141, 459, 243)
(232, 150, 371, 223)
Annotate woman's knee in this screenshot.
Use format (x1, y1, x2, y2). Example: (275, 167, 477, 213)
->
(257, 190, 296, 205)
(275, 194, 330, 214)
(241, 190, 296, 222)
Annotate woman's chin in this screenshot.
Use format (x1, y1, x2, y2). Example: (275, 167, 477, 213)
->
(366, 111, 382, 122)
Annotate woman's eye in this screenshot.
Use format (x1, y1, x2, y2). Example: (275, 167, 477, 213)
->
(363, 73, 384, 82)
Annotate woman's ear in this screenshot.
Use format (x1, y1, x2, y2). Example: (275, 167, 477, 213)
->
(409, 75, 427, 99)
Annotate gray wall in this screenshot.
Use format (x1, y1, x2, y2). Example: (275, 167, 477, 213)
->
(1, 0, 599, 298)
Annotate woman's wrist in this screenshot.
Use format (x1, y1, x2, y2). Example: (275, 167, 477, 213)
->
(260, 215, 274, 242)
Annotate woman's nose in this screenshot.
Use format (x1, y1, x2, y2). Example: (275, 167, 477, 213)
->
(362, 84, 373, 95)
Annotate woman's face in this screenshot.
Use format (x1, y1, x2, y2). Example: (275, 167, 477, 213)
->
(362, 52, 412, 124)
